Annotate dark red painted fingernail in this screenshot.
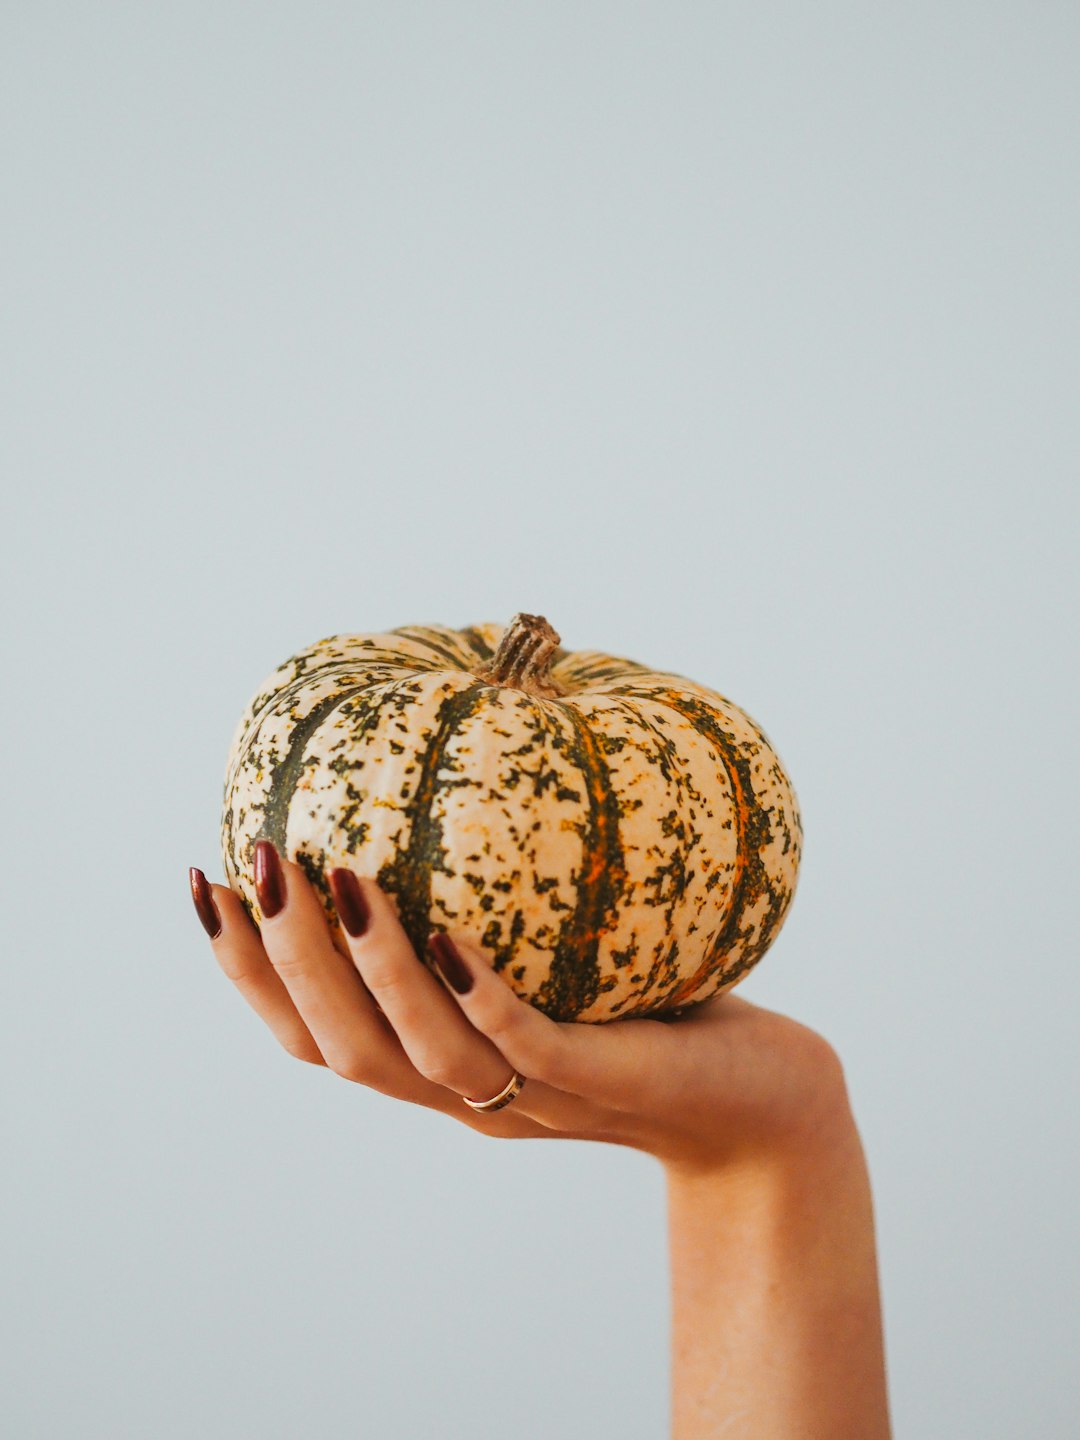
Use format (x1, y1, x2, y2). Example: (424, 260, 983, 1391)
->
(328, 868, 371, 938)
(189, 867, 222, 939)
(428, 932, 473, 995)
(254, 839, 286, 918)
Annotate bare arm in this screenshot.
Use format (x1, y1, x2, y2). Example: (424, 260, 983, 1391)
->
(665, 1078, 890, 1439)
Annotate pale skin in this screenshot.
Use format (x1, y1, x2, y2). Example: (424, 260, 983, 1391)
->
(195, 849, 892, 1439)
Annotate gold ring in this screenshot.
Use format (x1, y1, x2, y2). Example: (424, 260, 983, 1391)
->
(463, 1070, 527, 1113)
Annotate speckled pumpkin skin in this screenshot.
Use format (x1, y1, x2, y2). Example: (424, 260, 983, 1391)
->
(220, 621, 802, 1023)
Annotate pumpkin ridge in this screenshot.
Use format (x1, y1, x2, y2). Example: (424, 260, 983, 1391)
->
(241, 658, 423, 730)
(537, 704, 628, 1022)
(601, 696, 714, 1007)
(248, 677, 411, 861)
(387, 625, 476, 671)
(374, 679, 491, 961)
(609, 685, 794, 1003)
(556, 655, 652, 686)
(227, 661, 417, 781)
(223, 653, 439, 805)
(459, 625, 495, 661)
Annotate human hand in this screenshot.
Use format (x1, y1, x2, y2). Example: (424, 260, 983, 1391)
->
(190, 841, 847, 1175)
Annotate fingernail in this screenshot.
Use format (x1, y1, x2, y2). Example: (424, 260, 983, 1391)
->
(428, 932, 473, 995)
(254, 839, 286, 918)
(189, 867, 222, 939)
(328, 868, 371, 937)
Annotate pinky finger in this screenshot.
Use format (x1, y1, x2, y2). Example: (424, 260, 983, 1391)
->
(190, 868, 326, 1067)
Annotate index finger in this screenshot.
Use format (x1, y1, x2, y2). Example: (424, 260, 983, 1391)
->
(191, 869, 326, 1066)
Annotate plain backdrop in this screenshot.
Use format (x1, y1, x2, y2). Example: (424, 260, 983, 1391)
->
(2, 5, 1077, 1437)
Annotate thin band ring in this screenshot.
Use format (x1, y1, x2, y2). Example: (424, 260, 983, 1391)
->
(463, 1070, 527, 1113)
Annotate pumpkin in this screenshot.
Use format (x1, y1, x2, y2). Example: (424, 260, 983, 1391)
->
(220, 613, 802, 1023)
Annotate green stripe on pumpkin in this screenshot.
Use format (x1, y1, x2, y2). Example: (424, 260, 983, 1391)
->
(459, 626, 495, 661)
(613, 686, 789, 999)
(389, 625, 475, 671)
(252, 679, 404, 859)
(537, 705, 628, 1022)
(375, 680, 491, 962)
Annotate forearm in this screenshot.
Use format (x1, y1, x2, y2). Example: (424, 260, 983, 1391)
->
(664, 1094, 891, 1439)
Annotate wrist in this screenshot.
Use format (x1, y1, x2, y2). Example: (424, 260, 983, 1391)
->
(658, 1030, 857, 1186)
(662, 1087, 891, 1439)
(664, 1085, 874, 1288)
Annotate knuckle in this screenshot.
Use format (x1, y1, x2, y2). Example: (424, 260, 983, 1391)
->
(411, 1048, 467, 1090)
(281, 1036, 325, 1066)
(477, 1003, 521, 1050)
(266, 946, 311, 983)
(485, 1014, 565, 1086)
(362, 965, 412, 1006)
(217, 954, 260, 986)
(327, 1050, 371, 1085)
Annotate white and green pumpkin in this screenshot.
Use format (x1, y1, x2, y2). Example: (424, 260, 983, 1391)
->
(220, 613, 802, 1024)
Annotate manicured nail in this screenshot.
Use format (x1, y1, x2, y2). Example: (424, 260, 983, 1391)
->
(189, 867, 222, 939)
(254, 839, 286, 918)
(328, 868, 371, 937)
(428, 932, 473, 995)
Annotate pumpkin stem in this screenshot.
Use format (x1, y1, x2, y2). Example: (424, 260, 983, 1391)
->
(475, 613, 568, 699)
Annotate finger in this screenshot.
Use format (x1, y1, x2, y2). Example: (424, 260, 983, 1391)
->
(191, 867, 326, 1066)
(426, 931, 683, 1117)
(193, 861, 579, 1142)
(327, 867, 544, 1108)
(253, 844, 573, 1142)
(327, 867, 630, 1134)
(253, 841, 437, 1093)
(329, 864, 665, 1134)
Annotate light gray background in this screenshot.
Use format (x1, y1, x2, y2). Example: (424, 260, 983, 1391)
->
(3, 5, 1077, 1437)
